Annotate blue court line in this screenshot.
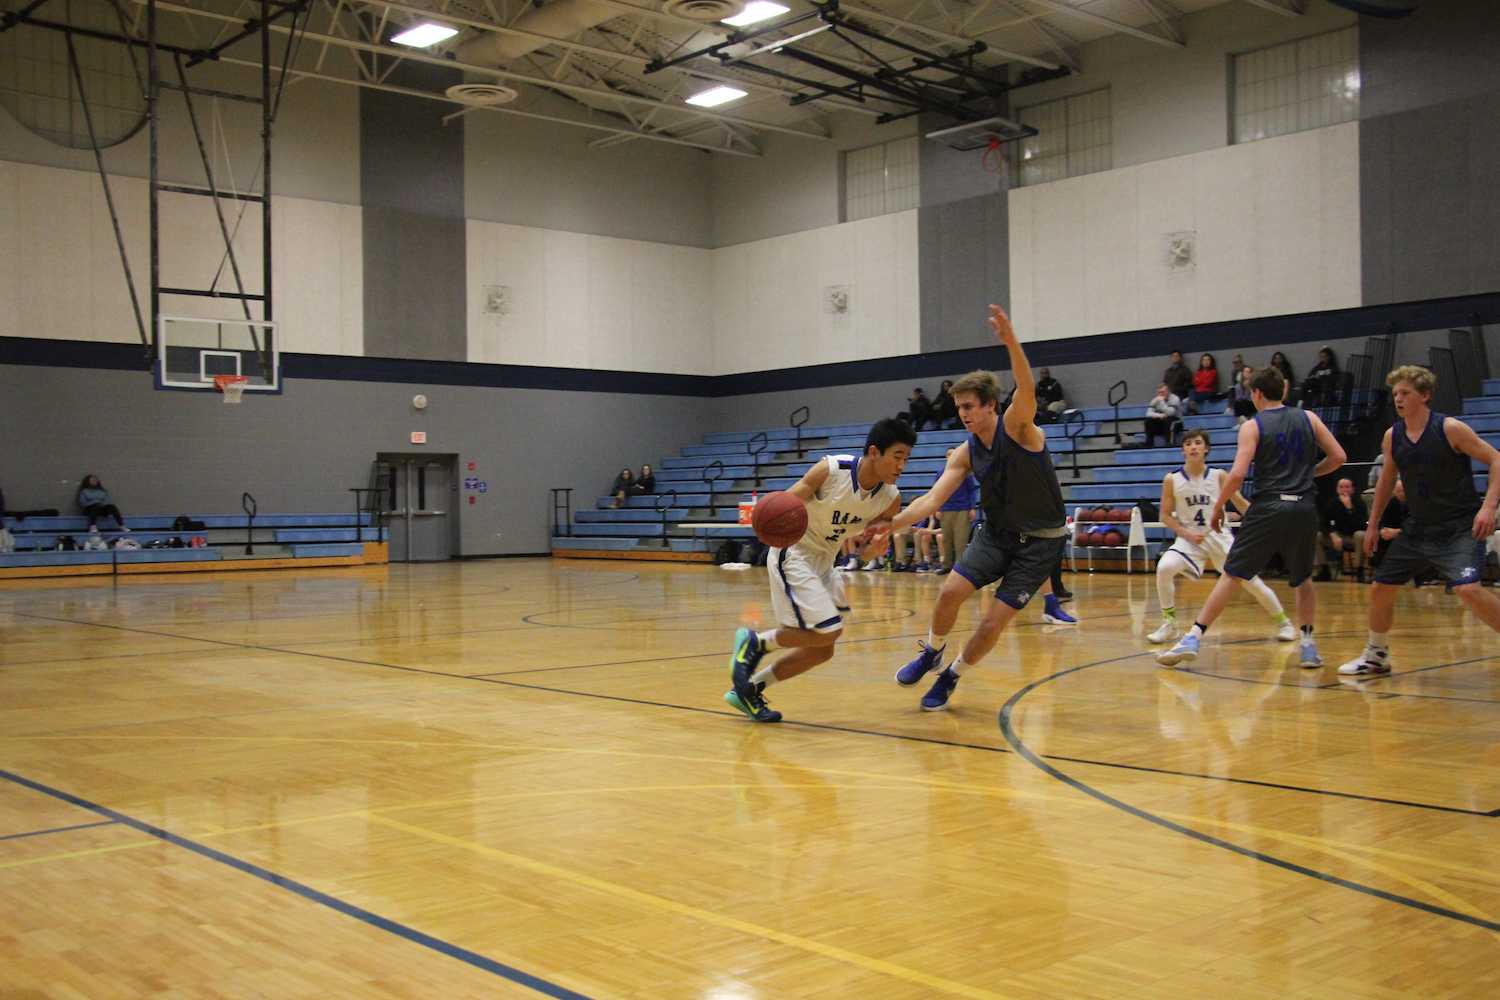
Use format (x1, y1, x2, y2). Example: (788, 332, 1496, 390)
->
(0, 819, 117, 842)
(0, 769, 592, 1000)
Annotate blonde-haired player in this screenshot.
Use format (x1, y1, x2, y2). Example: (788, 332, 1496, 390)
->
(1148, 429, 1296, 645)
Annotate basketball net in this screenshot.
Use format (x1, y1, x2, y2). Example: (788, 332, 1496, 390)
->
(981, 137, 1008, 178)
(214, 375, 248, 405)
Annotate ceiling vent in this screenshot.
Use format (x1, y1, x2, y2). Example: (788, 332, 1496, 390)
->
(446, 83, 520, 106)
(665, 0, 747, 22)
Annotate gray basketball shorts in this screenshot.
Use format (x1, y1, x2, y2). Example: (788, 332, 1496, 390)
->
(952, 528, 1066, 610)
(1374, 524, 1487, 587)
(1223, 497, 1320, 587)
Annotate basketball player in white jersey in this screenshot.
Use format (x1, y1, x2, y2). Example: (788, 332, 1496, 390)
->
(1148, 429, 1296, 645)
(725, 418, 915, 722)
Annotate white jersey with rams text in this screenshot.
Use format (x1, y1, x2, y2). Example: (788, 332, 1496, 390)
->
(1166, 467, 1235, 574)
(767, 455, 901, 634)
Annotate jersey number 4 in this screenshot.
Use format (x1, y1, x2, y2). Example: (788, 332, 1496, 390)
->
(1193, 509, 1207, 527)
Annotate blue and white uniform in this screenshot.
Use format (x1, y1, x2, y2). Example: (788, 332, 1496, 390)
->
(1166, 467, 1234, 575)
(769, 455, 900, 634)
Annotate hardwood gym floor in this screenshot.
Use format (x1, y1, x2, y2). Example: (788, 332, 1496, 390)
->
(2, 560, 1497, 998)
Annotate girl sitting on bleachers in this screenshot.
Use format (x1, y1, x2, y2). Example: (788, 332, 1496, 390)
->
(77, 474, 129, 532)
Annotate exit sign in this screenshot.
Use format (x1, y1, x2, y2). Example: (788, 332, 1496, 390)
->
(410, 431, 427, 444)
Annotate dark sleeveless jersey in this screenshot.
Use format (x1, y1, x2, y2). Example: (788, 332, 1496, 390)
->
(1251, 405, 1317, 498)
(1391, 410, 1480, 530)
(969, 426, 1066, 535)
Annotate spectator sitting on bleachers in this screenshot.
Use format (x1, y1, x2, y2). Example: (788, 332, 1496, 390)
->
(1227, 365, 1256, 423)
(1301, 347, 1339, 408)
(1188, 353, 1220, 414)
(1035, 368, 1067, 422)
(1270, 352, 1295, 402)
(891, 518, 941, 572)
(931, 380, 959, 429)
(1143, 384, 1183, 448)
(77, 474, 129, 532)
(610, 468, 634, 508)
(633, 464, 656, 496)
(901, 386, 934, 430)
(1163, 350, 1193, 402)
(1318, 477, 1368, 582)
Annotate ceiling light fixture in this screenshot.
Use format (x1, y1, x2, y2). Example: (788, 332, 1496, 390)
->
(722, 2, 790, 27)
(685, 85, 748, 108)
(391, 22, 459, 47)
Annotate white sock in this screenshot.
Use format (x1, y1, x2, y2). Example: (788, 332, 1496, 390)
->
(757, 630, 779, 651)
(950, 656, 970, 676)
(927, 629, 947, 651)
(750, 665, 779, 687)
(1368, 630, 1389, 653)
(1188, 623, 1205, 640)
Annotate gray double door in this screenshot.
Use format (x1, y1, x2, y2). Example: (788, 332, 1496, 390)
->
(377, 453, 459, 562)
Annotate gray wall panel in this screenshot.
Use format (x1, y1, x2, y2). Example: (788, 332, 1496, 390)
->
(360, 209, 468, 361)
(359, 62, 467, 362)
(1358, 0, 1500, 119)
(917, 194, 1009, 354)
(0, 366, 709, 555)
(1360, 90, 1500, 305)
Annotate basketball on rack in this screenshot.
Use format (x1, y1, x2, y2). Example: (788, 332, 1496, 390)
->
(1074, 529, 1092, 547)
(1111, 508, 1131, 523)
(1104, 530, 1125, 547)
(752, 491, 808, 549)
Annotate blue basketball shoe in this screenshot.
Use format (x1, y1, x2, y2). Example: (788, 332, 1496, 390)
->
(896, 642, 944, 686)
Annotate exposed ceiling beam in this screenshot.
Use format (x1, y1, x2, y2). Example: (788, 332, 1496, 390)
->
(1238, 0, 1305, 16)
(217, 53, 761, 155)
(1132, 0, 1184, 46)
(1008, 0, 1183, 48)
(994, 0, 1079, 71)
(130, 0, 832, 139)
(833, 2, 1060, 69)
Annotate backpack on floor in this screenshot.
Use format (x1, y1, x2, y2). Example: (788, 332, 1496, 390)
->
(714, 539, 739, 565)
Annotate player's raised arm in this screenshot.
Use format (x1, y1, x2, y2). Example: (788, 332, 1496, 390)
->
(786, 458, 831, 505)
(1212, 420, 1259, 531)
(1307, 411, 1347, 479)
(1364, 429, 1397, 557)
(991, 306, 1043, 448)
(1443, 418, 1500, 539)
(891, 443, 972, 531)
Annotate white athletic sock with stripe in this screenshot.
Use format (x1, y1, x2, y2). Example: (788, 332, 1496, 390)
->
(927, 628, 947, 652)
(750, 665, 779, 687)
(949, 657, 970, 676)
(757, 630, 779, 651)
(1368, 630, 1389, 653)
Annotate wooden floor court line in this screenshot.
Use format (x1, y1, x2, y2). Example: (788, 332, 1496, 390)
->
(0, 767, 594, 1000)
(999, 651, 1500, 935)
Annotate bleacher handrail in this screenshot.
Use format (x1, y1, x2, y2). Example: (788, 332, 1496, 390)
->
(701, 460, 724, 514)
(1062, 408, 1085, 480)
(241, 492, 256, 555)
(790, 405, 810, 460)
(654, 489, 677, 548)
(747, 432, 768, 490)
(1107, 380, 1128, 444)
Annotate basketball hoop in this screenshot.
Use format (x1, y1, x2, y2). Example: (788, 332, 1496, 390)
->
(213, 374, 249, 404)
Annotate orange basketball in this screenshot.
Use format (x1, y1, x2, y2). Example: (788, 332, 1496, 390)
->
(752, 491, 808, 548)
(1104, 530, 1125, 546)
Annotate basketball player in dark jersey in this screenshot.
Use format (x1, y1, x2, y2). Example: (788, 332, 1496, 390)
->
(877, 305, 1070, 710)
(1340, 365, 1500, 676)
(1157, 366, 1346, 668)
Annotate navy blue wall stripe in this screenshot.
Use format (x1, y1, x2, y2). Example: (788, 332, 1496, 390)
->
(4, 290, 1497, 397)
(0, 768, 592, 999)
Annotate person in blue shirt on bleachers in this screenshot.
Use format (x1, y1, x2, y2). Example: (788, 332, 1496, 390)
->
(934, 447, 977, 575)
(77, 474, 129, 532)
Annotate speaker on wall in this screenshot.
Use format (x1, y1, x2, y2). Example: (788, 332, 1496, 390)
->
(1327, 0, 1420, 16)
